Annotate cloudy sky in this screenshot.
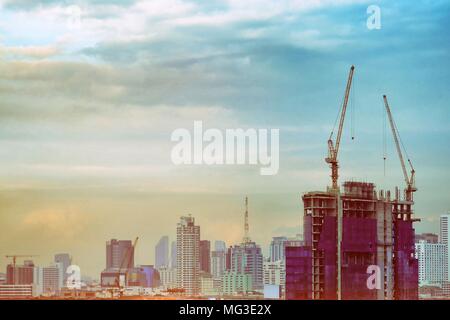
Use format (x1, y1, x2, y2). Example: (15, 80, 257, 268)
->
(0, 0, 449, 278)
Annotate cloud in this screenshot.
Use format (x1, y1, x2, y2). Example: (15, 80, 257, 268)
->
(0, 44, 61, 59)
(0, 0, 448, 229)
(169, 0, 369, 27)
(22, 208, 90, 238)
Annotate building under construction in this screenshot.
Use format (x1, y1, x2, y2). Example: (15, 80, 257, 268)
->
(286, 66, 419, 300)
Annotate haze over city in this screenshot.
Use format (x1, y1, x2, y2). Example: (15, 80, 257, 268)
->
(0, 0, 449, 280)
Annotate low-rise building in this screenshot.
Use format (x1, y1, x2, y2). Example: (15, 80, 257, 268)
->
(222, 271, 252, 296)
(158, 266, 177, 289)
(0, 284, 34, 298)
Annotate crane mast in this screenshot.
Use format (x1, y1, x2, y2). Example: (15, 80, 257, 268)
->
(383, 95, 417, 201)
(326, 65, 355, 191)
(115, 237, 139, 297)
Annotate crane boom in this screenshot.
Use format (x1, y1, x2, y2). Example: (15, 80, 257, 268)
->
(5, 255, 38, 267)
(115, 237, 138, 297)
(383, 95, 416, 201)
(326, 65, 355, 191)
(334, 65, 355, 157)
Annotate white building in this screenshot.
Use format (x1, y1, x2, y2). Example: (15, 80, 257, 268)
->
(176, 216, 200, 296)
(415, 240, 447, 286)
(158, 266, 177, 289)
(263, 260, 285, 296)
(33, 262, 64, 295)
(440, 214, 450, 281)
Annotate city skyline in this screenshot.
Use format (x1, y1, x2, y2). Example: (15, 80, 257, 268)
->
(1, 197, 449, 279)
(1, 207, 449, 299)
(2, 206, 448, 279)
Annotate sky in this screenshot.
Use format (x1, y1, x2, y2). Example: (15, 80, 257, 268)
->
(0, 0, 449, 278)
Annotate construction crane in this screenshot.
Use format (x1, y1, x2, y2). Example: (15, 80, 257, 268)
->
(114, 237, 138, 298)
(383, 95, 417, 201)
(5, 255, 39, 268)
(325, 65, 355, 191)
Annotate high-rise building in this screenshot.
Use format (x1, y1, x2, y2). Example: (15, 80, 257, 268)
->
(211, 250, 226, 280)
(106, 239, 134, 269)
(263, 259, 285, 296)
(54, 253, 72, 284)
(171, 241, 177, 268)
(415, 233, 439, 244)
(286, 234, 303, 247)
(269, 237, 287, 262)
(211, 241, 226, 274)
(6, 260, 34, 285)
(227, 196, 264, 292)
(285, 245, 312, 300)
(214, 240, 226, 252)
(155, 236, 169, 269)
(101, 239, 135, 287)
(225, 246, 232, 271)
(286, 181, 418, 300)
(440, 214, 450, 281)
(441, 214, 449, 244)
(415, 241, 447, 286)
(42, 263, 64, 295)
(176, 216, 200, 296)
(199, 240, 211, 274)
(230, 242, 264, 291)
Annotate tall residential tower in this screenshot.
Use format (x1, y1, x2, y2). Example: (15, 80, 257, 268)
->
(176, 216, 200, 296)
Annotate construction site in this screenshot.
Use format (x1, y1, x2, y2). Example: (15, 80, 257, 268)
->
(286, 66, 419, 300)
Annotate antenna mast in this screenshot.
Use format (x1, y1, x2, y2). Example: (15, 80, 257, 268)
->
(243, 196, 250, 243)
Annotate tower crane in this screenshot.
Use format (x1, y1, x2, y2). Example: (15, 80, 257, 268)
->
(325, 65, 355, 191)
(383, 95, 417, 201)
(5, 255, 39, 268)
(115, 237, 138, 297)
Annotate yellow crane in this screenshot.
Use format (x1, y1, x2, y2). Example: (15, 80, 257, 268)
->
(383, 95, 417, 201)
(325, 65, 355, 191)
